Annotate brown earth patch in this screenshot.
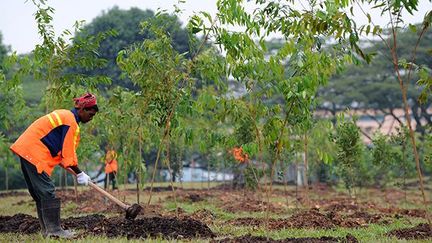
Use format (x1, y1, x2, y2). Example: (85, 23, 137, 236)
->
(142, 186, 180, 192)
(387, 223, 432, 240)
(89, 216, 215, 239)
(375, 207, 427, 218)
(187, 209, 217, 224)
(163, 208, 216, 225)
(212, 233, 358, 243)
(288, 209, 336, 229)
(222, 199, 283, 213)
(227, 209, 388, 229)
(63, 214, 106, 230)
(0, 214, 40, 234)
(313, 198, 369, 213)
(166, 191, 214, 203)
(326, 211, 388, 228)
(313, 197, 425, 220)
(227, 217, 291, 230)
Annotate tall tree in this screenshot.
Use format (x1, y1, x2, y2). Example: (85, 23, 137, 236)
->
(73, 7, 192, 89)
(318, 26, 431, 135)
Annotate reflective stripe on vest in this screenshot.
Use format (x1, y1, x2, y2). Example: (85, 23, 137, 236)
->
(52, 111, 63, 125)
(46, 111, 63, 128)
(46, 114, 56, 128)
(74, 126, 80, 149)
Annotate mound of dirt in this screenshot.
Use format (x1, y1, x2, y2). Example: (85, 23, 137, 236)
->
(387, 223, 432, 240)
(0, 214, 39, 234)
(326, 211, 387, 228)
(323, 202, 360, 212)
(187, 209, 217, 224)
(227, 209, 387, 229)
(92, 216, 216, 239)
(0, 213, 215, 240)
(222, 199, 283, 213)
(213, 233, 358, 243)
(63, 214, 106, 230)
(288, 209, 336, 229)
(166, 191, 214, 203)
(142, 186, 180, 192)
(377, 207, 427, 218)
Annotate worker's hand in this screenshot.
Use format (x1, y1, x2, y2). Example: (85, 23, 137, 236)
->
(76, 172, 91, 185)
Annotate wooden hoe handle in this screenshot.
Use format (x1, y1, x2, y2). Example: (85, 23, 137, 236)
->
(65, 168, 129, 210)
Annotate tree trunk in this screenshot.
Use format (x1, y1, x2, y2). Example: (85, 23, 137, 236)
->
(136, 169, 140, 204)
(303, 133, 309, 205)
(137, 129, 142, 205)
(207, 155, 210, 191)
(5, 166, 8, 191)
(389, 22, 432, 224)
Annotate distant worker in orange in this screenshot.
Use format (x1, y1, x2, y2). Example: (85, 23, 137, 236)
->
(10, 93, 98, 238)
(104, 147, 118, 190)
(231, 146, 249, 188)
(232, 146, 249, 163)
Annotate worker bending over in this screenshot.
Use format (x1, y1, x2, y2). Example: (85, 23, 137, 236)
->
(10, 93, 98, 238)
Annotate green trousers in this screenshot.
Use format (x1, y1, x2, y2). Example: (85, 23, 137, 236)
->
(20, 157, 56, 202)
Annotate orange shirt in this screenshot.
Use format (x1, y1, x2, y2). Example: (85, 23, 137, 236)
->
(10, 109, 80, 176)
(105, 150, 118, 173)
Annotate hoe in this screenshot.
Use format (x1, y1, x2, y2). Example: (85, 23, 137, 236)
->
(65, 168, 142, 219)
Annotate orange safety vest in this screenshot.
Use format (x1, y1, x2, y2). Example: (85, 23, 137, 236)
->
(232, 147, 249, 163)
(10, 109, 80, 176)
(105, 150, 118, 174)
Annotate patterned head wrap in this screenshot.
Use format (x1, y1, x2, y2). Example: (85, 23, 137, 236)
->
(73, 93, 98, 110)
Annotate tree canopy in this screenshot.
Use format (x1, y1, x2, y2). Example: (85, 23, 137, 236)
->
(317, 25, 432, 134)
(72, 6, 193, 90)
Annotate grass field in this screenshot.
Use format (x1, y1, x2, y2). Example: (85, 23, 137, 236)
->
(0, 181, 431, 242)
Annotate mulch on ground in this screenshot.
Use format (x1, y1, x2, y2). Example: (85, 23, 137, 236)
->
(0, 213, 215, 240)
(166, 190, 215, 203)
(387, 223, 432, 240)
(375, 207, 427, 218)
(96, 216, 215, 239)
(222, 199, 284, 213)
(165, 208, 217, 225)
(227, 208, 389, 229)
(0, 214, 40, 234)
(212, 233, 358, 243)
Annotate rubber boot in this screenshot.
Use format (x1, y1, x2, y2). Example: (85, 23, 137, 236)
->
(36, 201, 47, 237)
(41, 198, 75, 238)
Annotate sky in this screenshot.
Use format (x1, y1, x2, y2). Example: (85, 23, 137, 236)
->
(1, 0, 431, 54)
